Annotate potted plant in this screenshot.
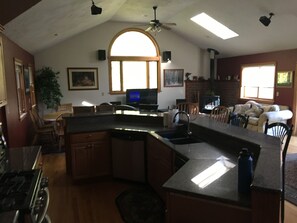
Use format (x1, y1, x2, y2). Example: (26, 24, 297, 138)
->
(35, 66, 63, 109)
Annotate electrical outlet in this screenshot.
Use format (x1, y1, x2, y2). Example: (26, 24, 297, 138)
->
(101, 92, 104, 96)
(276, 91, 279, 97)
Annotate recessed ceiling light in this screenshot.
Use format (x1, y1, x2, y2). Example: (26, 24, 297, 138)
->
(191, 12, 238, 40)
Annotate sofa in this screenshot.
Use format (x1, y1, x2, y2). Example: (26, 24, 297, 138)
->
(229, 100, 293, 132)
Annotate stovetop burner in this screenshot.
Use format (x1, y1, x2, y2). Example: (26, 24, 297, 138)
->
(0, 169, 41, 212)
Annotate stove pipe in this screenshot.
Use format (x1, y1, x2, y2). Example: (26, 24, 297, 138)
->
(207, 48, 219, 92)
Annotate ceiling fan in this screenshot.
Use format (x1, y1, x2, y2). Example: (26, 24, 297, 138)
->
(145, 6, 176, 32)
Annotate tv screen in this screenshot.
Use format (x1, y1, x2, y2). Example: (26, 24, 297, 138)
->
(126, 88, 158, 106)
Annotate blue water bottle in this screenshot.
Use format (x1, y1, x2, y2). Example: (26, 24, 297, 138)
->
(238, 148, 253, 194)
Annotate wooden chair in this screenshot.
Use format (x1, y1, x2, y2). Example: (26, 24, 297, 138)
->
(29, 108, 57, 146)
(96, 103, 115, 112)
(115, 104, 138, 111)
(210, 106, 230, 123)
(57, 103, 73, 113)
(176, 102, 199, 115)
(73, 106, 95, 114)
(264, 120, 294, 223)
(230, 114, 249, 128)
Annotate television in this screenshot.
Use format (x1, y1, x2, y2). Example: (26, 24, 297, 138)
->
(126, 88, 158, 107)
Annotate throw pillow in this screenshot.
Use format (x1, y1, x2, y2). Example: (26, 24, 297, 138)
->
(269, 104, 280, 112)
(234, 104, 251, 114)
(245, 104, 264, 117)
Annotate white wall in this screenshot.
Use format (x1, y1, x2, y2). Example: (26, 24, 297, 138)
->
(35, 21, 210, 109)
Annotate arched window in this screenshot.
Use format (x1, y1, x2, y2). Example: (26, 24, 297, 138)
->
(108, 28, 161, 94)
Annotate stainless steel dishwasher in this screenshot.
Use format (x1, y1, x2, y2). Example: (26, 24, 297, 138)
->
(111, 131, 146, 183)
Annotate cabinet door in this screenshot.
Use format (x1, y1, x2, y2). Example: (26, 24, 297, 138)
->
(91, 140, 111, 177)
(147, 134, 173, 202)
(71, 143, 92, 179)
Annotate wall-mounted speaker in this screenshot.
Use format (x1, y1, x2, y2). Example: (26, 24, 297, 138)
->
(98, 50, 106, 61)
(162, 51, 171, 62)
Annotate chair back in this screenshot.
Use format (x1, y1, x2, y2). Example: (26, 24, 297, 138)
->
(73, 106, 95, 114)
(30, 107, 45, 128)
(210, 106, 230, 123)
(176, 102, 199, 115)
(96, 103, 114, 112)
(230, 114, 249, 128)
(115, 104, 138, 111)
(57, 103, 73, 113)
(264, 120, 293, 159)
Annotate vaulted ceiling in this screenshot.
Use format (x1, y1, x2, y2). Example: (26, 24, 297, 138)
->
(2, 0, 297, 58)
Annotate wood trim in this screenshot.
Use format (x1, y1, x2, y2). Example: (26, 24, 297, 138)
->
(292, 63, 297, 135)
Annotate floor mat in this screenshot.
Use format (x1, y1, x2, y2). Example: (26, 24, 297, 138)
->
(115, 186, 165, 223)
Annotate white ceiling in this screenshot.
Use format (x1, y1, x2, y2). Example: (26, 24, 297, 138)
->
(3, 0, 297, 58)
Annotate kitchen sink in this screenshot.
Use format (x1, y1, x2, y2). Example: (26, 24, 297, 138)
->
(155, 130, 202, 145)
(169, 137, 202, 145)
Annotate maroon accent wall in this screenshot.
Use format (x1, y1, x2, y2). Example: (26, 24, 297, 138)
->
(217, 49, 297, 109)
(0, 33, 35, 148)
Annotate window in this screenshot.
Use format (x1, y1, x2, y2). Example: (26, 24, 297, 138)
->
(240, 63, 276, 101)
(109, 28, 160, 94)
(14, 58, 27, 120)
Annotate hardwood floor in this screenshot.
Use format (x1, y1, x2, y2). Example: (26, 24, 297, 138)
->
(43, 154, 133, 223)
(42, 136, 297, 223)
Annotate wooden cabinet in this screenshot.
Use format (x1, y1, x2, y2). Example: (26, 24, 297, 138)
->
(146, 134, 174, 202)
(70, 131, 111, 180)
(0, 36, 7, 107)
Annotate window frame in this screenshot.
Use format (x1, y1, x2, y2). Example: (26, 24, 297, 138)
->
(108, 28, 161, 94)
(14, 58, 27, 120)
(240, 62, 276, 103)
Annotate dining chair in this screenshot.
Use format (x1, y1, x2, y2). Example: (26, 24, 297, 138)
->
(115, 104, 138, 111)
(57, 103, 73, 113)
(209, 106, 230, 123)
(176, 102, 199, 115)
(29, 108, 57, 146)
(264, 120, 294, 223)
(230, 114, 249, 128)
(73, 106, 95, 114)
(96, 103, 115, 112)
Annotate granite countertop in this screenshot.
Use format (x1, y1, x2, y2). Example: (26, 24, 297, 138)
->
(6, 146, 41, 171)
(64, 112, 281, 208)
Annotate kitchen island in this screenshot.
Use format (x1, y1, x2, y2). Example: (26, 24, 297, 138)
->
(63, 110, 281, 223)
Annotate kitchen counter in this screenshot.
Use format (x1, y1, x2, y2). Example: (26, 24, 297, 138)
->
(64, 111, 281, 222)
(6, 146, 41, 171)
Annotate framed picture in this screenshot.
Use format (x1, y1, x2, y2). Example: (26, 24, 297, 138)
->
(164, 69, 184, 87)
(67, 67, 99, 90)
(277, 71, 293, 88)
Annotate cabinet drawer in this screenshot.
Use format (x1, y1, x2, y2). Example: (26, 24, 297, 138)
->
(70, 131, 109, 143)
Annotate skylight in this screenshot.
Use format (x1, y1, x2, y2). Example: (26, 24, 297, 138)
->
(191, 12, 238, 40)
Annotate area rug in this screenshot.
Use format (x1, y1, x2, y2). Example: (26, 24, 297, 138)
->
(115, 186, 165, 223)
(285, 153, 297, 205)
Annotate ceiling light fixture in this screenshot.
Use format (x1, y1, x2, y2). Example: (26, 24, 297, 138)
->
(259, 13, 274, 27)
(91, 0, 102, 15)
(191, 12, 238, 40)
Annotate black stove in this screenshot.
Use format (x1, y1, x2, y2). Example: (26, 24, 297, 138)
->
(0, 169, 41, 213)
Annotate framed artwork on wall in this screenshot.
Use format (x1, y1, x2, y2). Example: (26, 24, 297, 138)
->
(276, 71, 293, 88)
(164, 69, 184, 87)
(67, 67, 99, 90)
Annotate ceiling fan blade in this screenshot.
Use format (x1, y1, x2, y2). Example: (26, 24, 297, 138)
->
(163, 22, 176, 26)
(145, 26, 153, 32)
(161, 25, 172, 30)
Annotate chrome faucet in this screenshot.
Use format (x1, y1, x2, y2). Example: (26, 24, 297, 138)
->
(173, 111, 192, 135)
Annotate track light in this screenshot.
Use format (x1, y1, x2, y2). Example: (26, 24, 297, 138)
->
(91, 0, 102, 15)
(259, 13, 274, 27)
